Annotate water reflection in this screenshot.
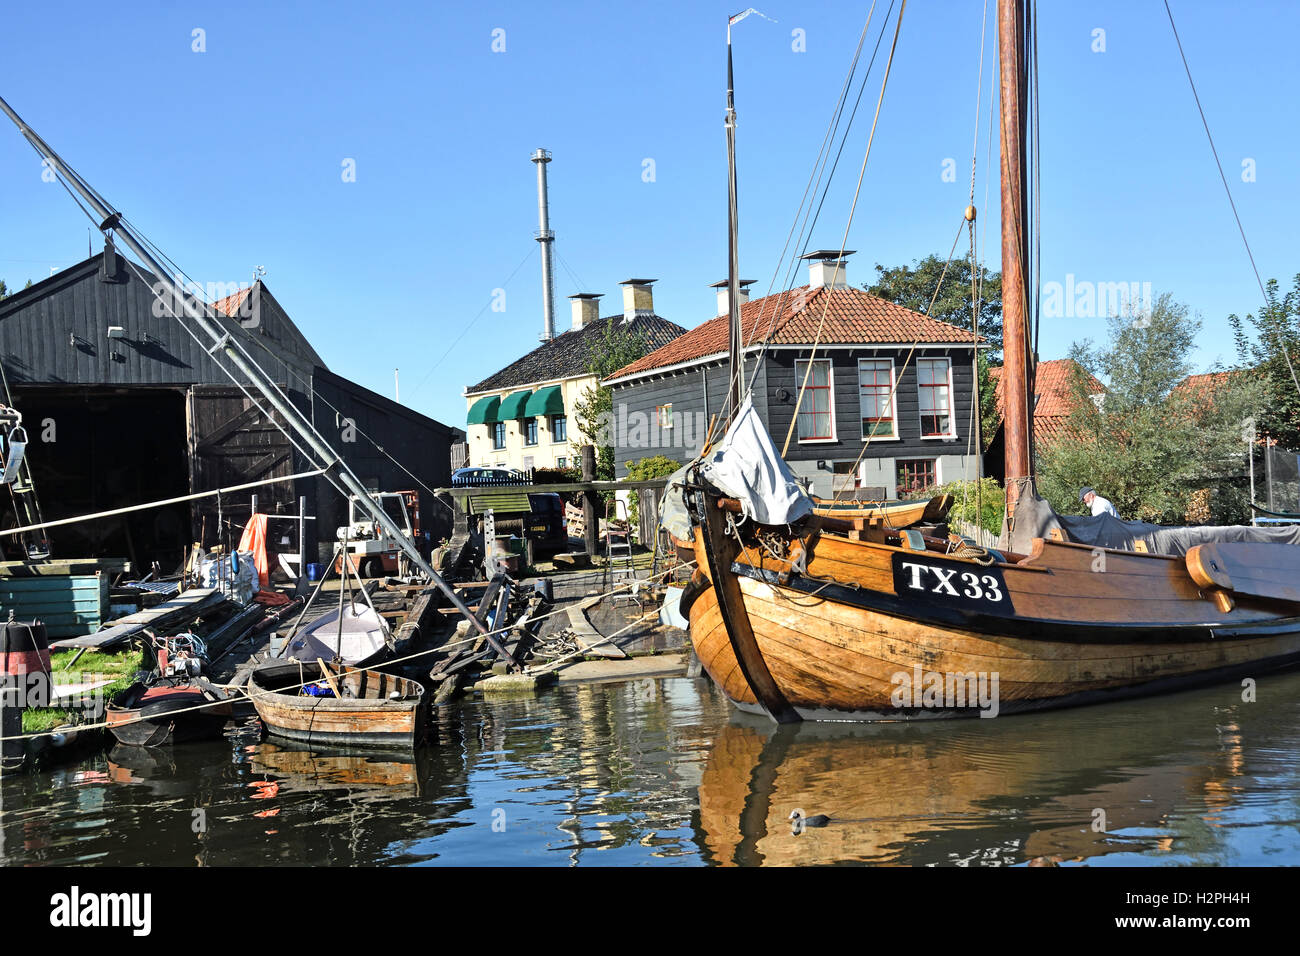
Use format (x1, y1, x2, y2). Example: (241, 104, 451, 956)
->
(2, 671, 1298, 866)
(694, 673, 1300, 866)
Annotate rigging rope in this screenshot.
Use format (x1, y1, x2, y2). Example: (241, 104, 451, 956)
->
(1162, 0, 1300, 400)
(781, 0, 908, 458)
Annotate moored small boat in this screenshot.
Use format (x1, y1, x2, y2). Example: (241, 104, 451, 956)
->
(810, 493, 952, 526)
(106, 678, 235, 747)
(248, 659, 426, 748)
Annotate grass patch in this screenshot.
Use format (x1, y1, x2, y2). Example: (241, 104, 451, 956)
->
(18, 646, 150, 735)
(21, 708, 79, 734)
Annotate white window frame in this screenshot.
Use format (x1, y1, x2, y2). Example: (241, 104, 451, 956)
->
(795, 358, 837, 444)
(857, 357, 900, 442)
(917, 356, 958, 440)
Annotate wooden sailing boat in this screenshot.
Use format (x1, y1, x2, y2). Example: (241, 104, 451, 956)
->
(809, 492, 952, 526)
(678, 0, 1300, 722)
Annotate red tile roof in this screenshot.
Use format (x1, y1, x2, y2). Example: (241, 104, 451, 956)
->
(989, 358, 1104, 448)
(209, 286, 252, 317)
(605, 284, 979, 382)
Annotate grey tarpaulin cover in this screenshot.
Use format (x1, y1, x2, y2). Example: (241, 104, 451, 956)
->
(1005, 488, 1300, 556)
(658, 396, 813, 538)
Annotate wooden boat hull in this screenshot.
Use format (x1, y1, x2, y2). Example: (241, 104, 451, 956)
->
(249, 661, 426, 748)
(106, 681, 232, 747)
(687, 489, 1300, 721)
(810, 493, 951, 526)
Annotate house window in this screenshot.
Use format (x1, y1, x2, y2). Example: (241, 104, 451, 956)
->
(795, 359, 834, 441)
(917, 358, 954, 437)
(556, 457, 567, 468)
(492, 422, 506, 450)
(858, 358, 896, 439)
(524, 418, 538, 446)
(897, 458, 937, 497)
(656, 404, 674, 429)
(551, 415, 567, 443)
(522, 456, 534, 470)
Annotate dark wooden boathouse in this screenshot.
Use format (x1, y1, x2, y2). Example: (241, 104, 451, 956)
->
(0, 246, 456, 572)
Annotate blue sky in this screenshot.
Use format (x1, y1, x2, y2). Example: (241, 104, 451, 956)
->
(3, 1, 1297, 430)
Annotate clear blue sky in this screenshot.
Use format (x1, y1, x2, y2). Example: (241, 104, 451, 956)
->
(3, 1, 1296, 430)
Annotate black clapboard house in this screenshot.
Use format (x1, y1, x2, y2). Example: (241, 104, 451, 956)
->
(0, 244, 456, 572)
(603, 252, 983, 499)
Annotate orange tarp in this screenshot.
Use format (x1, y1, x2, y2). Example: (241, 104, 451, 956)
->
(238, 512, 271, 590)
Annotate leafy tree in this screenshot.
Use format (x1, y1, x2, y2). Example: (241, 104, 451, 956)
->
(1037, 293, 1263, 524)
(623, 455, 681, 530)
(574, 319, 652, 480)
(1229, 274, 1300, 448)
(0, 280, 7, 300)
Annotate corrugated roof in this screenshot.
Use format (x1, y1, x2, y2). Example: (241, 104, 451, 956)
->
(605, 285, 979, 382)
(466, 314, 687, 394)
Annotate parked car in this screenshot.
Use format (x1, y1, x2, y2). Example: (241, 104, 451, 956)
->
(449, 467, 568, 556)
(451, 466, 527, 487)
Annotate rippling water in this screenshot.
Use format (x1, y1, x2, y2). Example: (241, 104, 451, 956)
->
(3, 670, 1299, 866)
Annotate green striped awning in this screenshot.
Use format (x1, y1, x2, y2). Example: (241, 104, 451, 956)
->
(499, 389, 532, 420)
(466, 395, 501, 425)
(524, 385, 565, 417)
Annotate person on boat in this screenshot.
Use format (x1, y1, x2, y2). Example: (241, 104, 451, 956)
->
(1079, 487, 1118, 518)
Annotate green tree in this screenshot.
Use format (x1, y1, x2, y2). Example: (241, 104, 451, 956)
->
(1037, 293, 1262, 524)
(623, 454, 681, 530)
(1229, 274, 1300, 448)
(573, 319, 652, 480)
(0, 280, 8, 300)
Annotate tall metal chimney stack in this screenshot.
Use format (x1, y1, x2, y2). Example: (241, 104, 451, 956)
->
(531, 148, 556, 342)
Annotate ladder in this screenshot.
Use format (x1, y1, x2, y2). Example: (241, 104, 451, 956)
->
(603, 498, 638, 604)
(0, 405, 50, 559)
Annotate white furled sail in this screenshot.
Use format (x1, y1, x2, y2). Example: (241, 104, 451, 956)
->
(699, 396, 812, 526)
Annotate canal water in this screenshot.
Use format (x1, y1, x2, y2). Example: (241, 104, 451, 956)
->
(2, 670, 1299, 866)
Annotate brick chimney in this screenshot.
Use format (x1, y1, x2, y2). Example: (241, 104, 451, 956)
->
(801, 250, 855, 290)
(619, 279, 656, 321)
(710, 278, 756, 317)
(568, 293, 602, 330)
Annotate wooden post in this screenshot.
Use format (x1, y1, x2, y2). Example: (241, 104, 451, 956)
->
(0, 679, 22, 771)
(581, 445, 598, 558)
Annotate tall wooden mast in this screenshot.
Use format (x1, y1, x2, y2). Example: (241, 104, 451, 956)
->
(725, 26, 743, 419)
(998, 0, 1033, 512)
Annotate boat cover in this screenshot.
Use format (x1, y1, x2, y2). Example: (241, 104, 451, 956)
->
(699, 397, 813, 527)
(285, 603, 389, 665)
(1006, 488, 1300, 556)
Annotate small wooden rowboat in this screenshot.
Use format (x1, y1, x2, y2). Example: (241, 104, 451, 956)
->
(248, 659, 426, 748)
(809, 493, 952, 527)
(106, 678, 234, 747)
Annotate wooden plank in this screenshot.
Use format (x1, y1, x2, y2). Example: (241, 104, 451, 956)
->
(49, 588, 226, 649)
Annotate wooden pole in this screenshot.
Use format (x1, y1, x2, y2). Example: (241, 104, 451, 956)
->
(998, 0, 1032, 514)
(581, 445, 598, 559)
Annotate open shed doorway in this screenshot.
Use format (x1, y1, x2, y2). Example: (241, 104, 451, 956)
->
(8, 387, 191, 573)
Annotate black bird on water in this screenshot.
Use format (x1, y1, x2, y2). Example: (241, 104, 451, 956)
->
(789, 809, 831, 833)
